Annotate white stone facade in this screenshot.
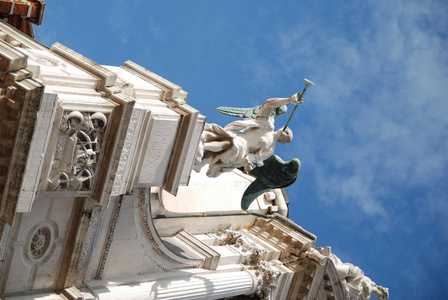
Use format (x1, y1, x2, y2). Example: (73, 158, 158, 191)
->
(0, 20, 388, 300)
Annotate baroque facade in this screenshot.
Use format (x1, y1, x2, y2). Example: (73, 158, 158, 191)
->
(0, 18, 388, 300)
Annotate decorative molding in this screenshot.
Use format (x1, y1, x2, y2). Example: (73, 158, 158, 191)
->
(111, 108, 141, 196)
(95, 197, 122, 280)
(50, 42, 117, 89)
(122, 60, 183, 101)
(174, 229, 220, 270)
(136, 114, 180, 187)
(249, 215, 316, 260)
(32, 53, 60, 67)
(0, 39, 27, 80)
(74, 204, 102, 284)
(135, 188, 202, 271)
(179, 114, 206, 185)
(163, 103, 200, 195)
(46, 110, 108, 193)
(0, 22, 48, 51)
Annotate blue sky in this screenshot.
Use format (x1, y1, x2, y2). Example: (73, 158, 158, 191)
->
(36, 1, 448, 299)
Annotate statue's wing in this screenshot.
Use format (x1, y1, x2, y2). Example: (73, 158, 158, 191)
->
(241, 178, 271, 211)
(216, 107, 251, 118)
(241, 155, 301, 211)
(217, 105, 288, 122)
(257, 155, 300, 187)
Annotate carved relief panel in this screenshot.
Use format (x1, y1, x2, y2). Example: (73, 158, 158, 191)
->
(47, 110, 108, 192)
(43, 109, 111, 197)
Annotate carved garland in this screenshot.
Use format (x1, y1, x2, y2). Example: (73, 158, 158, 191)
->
(47, 111, 108, 192)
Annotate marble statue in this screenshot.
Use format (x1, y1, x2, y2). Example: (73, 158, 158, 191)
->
(194, 93, 303, 178)
(307, 247, 390, 300)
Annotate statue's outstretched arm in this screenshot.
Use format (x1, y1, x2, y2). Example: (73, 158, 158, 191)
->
(256, 93, 302, 119)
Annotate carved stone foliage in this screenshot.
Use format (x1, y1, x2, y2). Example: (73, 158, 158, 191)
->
(216, 228, 266, 265)
(246, 261, 280, 300)
(47, 110, 108, 192)
(216, 229, 279, 300)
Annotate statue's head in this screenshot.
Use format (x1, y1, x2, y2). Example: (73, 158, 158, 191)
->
(276, 127, 293, 144)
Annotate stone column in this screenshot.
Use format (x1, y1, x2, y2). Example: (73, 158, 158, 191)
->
(92, 270, 256, 300)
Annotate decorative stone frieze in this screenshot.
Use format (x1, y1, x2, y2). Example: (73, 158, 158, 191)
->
(111, 107, 145, 196)
(95, 197, 122, 280)
(72, 204, 102, 285)
(249, 215, 316, 260)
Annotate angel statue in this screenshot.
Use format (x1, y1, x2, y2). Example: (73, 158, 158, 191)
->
(194, 92, 303, 178)
(194, 79, 314, 210)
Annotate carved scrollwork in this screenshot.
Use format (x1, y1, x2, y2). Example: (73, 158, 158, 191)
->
(33, 54, 60, 67)
(47, 111, 108, 192)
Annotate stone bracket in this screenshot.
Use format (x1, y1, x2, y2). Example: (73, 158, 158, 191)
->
(0, 39, 27, 80)
(174, 229, 221, 270)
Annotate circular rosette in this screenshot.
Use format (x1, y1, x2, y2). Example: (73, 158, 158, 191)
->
(23, 220, 58, 266)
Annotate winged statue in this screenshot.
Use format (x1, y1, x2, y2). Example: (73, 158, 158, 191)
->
(194, 79, 314, 209)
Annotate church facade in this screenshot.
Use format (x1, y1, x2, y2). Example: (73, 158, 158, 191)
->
(0, 15, 388, 300)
